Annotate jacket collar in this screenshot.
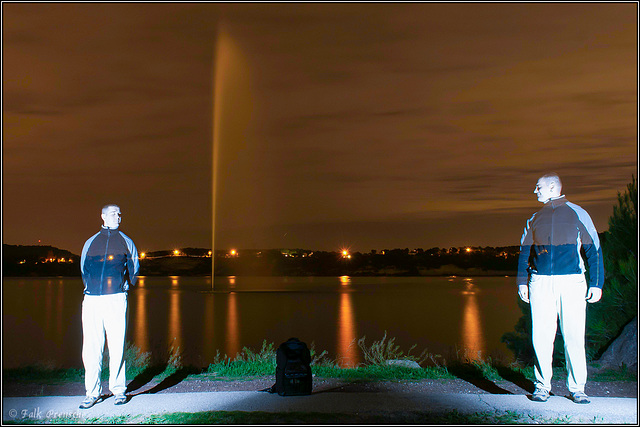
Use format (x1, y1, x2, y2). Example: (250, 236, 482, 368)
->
(546, 195, 567, 208)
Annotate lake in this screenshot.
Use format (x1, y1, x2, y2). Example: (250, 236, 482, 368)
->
(2, 276, 523, 369)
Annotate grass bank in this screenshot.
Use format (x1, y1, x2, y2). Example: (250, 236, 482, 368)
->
(4, 335, 635, 425)
(5, 334, 636, 387)
(6, 409, 596, 425)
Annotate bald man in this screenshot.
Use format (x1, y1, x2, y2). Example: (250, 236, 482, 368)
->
(79, 204, 139, 408)
(517, 173, 604, 404)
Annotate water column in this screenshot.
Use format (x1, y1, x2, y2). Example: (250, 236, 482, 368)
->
(211, 26, 224, 289)
(212, 24, 253, 290)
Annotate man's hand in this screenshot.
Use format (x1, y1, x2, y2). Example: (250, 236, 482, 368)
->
(586, 287, 602, 303)
(518, 284, 530, 303)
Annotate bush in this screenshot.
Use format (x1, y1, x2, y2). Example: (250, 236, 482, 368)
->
(586, 176, 637, 359)
(125, 341, 151, 379)
(356, 331, 430, 366)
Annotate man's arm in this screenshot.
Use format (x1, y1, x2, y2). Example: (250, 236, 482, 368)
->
(80, 232, 100, 287)
(567, 202, 604, 303)
(119, 231, 139, 286)
(586, 287, 602, 303)
(516, 213, 536, 302)
(518, 284, 529, 303)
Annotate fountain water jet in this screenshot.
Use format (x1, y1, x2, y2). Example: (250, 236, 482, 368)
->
(212, 24, 253, 291)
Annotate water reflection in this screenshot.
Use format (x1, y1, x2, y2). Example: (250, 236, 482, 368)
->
(337, 276, 360, 366)
(169, 277, 182, 350)
(203, 294, 215, 362)
(56, 281, 64, 342)
(2, 276, 521, 369)
(135, 279, 149, 354)
(461, 278, 484, 359)
(226, 291, 240, 357)
(45, 280, 53, 337)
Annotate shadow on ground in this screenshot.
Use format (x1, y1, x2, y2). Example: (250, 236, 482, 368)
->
(448, 363, 535, 395)
(495, 365, 535, 393)
(127, 366, 204, 396)
(124, 361, 537, 397)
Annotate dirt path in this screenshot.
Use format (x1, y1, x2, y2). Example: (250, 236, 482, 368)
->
(3, 377, 637, 398)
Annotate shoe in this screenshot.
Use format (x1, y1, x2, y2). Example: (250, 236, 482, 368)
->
(114, 394, 127, 405)
(570, 391, 590, 404)
(531, 388, 550, 402)
(79, 395, 99, 409)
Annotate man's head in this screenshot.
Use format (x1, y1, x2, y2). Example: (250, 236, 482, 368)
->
(534, 173, 563, 203)
(101, 204, 121, 229)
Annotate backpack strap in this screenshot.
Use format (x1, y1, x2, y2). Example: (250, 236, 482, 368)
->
(260, 384, 277, 393)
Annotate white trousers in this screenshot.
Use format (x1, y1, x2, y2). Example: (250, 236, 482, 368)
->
(82, 293, 128, 397)
(529, 274, 587, 393)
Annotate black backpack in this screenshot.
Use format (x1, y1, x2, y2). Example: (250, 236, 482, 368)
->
(272, 337, 312, 396)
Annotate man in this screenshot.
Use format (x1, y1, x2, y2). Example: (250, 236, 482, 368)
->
(79, 204, 139, 409)
(517, 173, 604, 404)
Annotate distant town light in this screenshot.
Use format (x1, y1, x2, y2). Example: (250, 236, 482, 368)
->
(140, 252, 146, 259)
(466, 247, 472, 253)
(230, 249, 237, 256)
(173, 249, 181, 256)
(208, 250, 212, 257)
(108, 255, 114, 260)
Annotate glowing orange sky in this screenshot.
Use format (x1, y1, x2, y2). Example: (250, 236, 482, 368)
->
(3, 3, 637, 253)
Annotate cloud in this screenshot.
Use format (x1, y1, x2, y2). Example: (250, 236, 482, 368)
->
(2, 3, 636, 252)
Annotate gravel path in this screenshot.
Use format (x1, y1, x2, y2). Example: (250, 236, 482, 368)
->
(3, 377, 637, 398)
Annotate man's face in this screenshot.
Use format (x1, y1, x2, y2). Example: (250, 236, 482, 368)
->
(534, 179, 554, 203)
(102, 206, 121, 229)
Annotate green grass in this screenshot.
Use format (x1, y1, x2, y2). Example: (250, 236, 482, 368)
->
(357, 330, 430, 365)
(3, 366, 85, 383)
(314, 363, 454, 380)
(4, 336, 635, 425)
(21, 410, 608, 425)
(4, 336, 636, 387)
(590, 364, 638, 382)
(5, 409, 600, 424)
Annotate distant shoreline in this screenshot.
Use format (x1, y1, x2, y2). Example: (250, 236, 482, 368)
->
(2, 243, 519, 278)
(3, 271, 517, 279)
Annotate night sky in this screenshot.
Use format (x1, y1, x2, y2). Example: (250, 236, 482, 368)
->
(3, 3, 637, 254)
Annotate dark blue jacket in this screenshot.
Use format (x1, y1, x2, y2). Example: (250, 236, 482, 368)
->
(517, 196, 604, 288)
(81, 227, 139, 295)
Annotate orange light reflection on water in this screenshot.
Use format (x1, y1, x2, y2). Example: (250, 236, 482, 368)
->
(226, 292, 240, 358)
(135, 286, 148, 354)
(56, 281, 64, 339)
(461, 278, 484, 360)
(337, 276, 360, 367)
(169, 277, 182, 351)
(45, 280, 53, 337)
(203, 294, 215, 362)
